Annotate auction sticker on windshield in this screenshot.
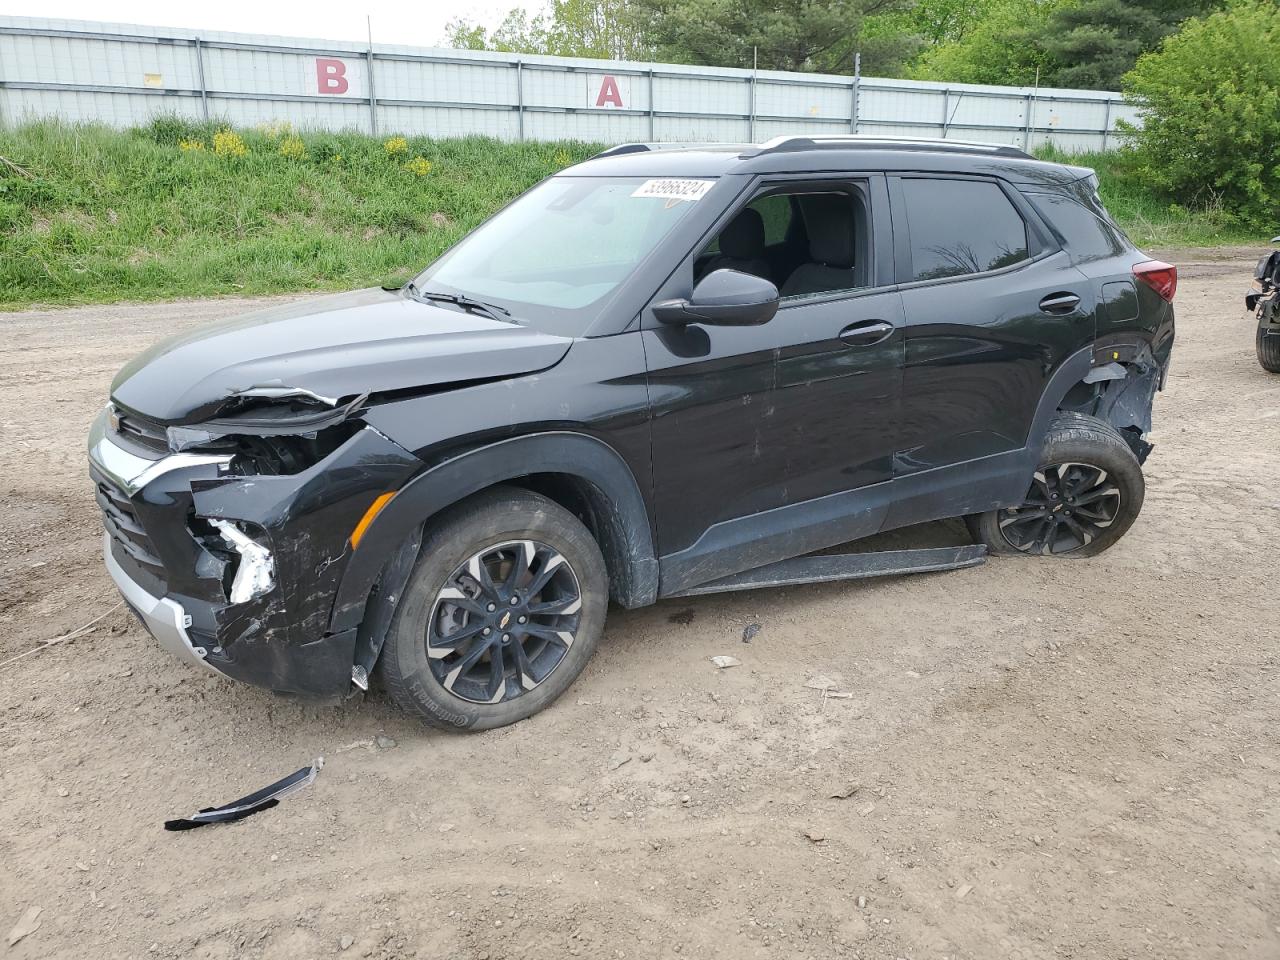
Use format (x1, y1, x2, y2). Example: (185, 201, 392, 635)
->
(631, 179, 716, 203)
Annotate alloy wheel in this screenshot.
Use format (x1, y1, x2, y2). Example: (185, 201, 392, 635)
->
(426, 540, 583, 704)
(998, 462, 1122, 555)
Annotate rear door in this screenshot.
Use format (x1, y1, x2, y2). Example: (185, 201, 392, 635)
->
(889, 174, 1095, 475)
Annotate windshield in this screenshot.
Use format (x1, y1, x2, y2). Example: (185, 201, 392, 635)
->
(414, 175, 713, 335)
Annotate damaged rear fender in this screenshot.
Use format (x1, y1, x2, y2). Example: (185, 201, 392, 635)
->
(1036, 339, 1165, 464)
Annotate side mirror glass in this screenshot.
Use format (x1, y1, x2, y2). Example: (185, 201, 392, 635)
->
(652, 269, 780, 327)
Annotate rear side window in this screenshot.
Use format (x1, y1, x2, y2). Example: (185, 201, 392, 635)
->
(900, 178, 1029, 281)
(1028, 192, 1129, 262)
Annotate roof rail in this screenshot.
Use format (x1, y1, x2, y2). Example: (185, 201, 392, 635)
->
(592, 143, 653, 158)
(590, 141, 733, 160)
(740, 135, 1033, 160)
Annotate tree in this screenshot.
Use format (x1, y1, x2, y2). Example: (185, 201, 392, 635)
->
(1039, 0, 1218, 90)
(910, 0, 1069, 85)
(631, 0, 916, 75)
(445, 0, 653, 61)
(1123, 0, 1280, 222)
(912, 0, 1221, 90)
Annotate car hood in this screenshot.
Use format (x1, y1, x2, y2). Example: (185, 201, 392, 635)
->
(110, 288, 574, 424)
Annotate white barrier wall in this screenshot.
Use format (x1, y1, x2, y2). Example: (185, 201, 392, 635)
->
(0, 16, 1139, 151)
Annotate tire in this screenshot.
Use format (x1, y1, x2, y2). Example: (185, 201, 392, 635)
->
(967, 411, 1145, 558)
(377, 486, 608, 731)
(1258, 324, 1280, 373)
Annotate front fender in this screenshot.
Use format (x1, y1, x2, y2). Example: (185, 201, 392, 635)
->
(328, 431, 659, 634)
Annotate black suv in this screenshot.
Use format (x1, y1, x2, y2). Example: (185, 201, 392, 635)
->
(89, 136, 1176, 730)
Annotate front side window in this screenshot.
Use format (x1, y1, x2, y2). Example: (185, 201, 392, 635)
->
(901, 178, 1029, 282)
(416, 176, 710, 334)
(695, 184, 871, 301)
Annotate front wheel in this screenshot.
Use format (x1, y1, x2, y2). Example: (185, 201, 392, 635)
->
(968, 412, 1145, 558)
(378, 487, 608, 731)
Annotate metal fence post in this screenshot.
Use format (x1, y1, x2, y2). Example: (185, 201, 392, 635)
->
(748, 46, 757, 143)
(850, 52, 861, 134)
(194, 37, 209, 122)
(1023, 91, 1034, 150)
(366, 47, 378, 136)
(1101, 97, 1113, 151)
(940, 88, 948, 139)
(647, 68, 655, 140)
(516, 58, 525, 141)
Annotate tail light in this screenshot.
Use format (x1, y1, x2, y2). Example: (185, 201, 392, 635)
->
(1133, 260, 1177, 302)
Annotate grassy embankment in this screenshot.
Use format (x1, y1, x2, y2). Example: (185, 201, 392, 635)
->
(0, 119, 1265, 310)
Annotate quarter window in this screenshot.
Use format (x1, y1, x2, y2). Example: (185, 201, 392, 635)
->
(901, 178, 1029, 282)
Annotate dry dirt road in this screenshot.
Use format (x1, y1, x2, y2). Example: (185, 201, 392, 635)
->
(2, 252, 1278, 960)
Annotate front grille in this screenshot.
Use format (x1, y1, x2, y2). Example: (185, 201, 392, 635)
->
(113, 407, 170, 454)
(90, 463, 167, 589)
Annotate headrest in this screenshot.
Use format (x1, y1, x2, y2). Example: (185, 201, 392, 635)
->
(799, 196, 855, 269)
(719, 207, 766, 260)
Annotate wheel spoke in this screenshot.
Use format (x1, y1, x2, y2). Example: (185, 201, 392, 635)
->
(466, 553, 501, 600)
(427, 619, 487, 659)
(524, 552, 567, 598)
(437, 585, 488, 617)
(442, 638, 493, 691)
(503, 540, 537, 593)
(1072, 484, 1120, 506)
(526, 594, 582, 616)
(510, 638, 540, 691)
(1058, 515, 1089, 545)
(484, 643, 508, 703)
(523, 623, 576, 650)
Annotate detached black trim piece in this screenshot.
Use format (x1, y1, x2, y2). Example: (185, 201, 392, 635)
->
(163, 760, 322, 831)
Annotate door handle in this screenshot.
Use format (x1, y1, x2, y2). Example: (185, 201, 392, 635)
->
(1039, 292, 1082, 314)
(838, 319, 894, 346)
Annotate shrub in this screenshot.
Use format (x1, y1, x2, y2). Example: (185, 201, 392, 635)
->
(1122, 0, 1280, 225)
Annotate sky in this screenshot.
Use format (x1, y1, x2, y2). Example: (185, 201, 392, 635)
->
(4, 0, 533, 46)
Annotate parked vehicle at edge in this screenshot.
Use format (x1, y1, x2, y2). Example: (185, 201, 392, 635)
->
(1247, 236, 1280, 373)
(88, 136, 1177, 730)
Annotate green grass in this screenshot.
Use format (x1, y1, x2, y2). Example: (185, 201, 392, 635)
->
(0, 119, 601, 310)
(0, 120, 1266, 311)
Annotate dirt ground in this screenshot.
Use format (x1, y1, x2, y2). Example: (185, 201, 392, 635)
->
(2, 250, 1278, 960)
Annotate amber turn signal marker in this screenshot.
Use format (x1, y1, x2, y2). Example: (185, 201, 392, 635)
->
(349, 492, 396, 549)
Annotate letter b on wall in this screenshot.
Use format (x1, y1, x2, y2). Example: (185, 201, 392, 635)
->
(316, 58, 349, 94)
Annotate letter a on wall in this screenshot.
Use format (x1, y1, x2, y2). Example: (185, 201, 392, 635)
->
(588, 74, 630, 109)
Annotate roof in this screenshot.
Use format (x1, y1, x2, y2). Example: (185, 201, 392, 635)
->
(566, 135, 1092, 187)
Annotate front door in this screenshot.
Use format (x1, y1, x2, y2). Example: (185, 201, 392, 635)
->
(645, 176, 903, 593)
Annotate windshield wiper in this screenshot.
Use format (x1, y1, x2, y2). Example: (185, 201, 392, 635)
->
(410, 285, 514, 323)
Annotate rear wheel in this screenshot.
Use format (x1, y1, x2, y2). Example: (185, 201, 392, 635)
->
(378, 487, 607, 731)
(968, 412, 1145, 558)
(1257, 324, 1280, 373)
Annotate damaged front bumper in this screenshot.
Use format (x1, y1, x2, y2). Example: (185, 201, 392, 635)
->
(88, 406, 422, 697)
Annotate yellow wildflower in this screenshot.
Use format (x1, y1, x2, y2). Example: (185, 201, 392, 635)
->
(178, 138, 205, 152)
(384, 136, 408, 156)
(278, 135, 306, 159)
(212, 130, 248, 157)
(405, 156, 432, 177)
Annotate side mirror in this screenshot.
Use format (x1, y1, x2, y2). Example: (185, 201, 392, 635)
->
(652, 269, 780, 327)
